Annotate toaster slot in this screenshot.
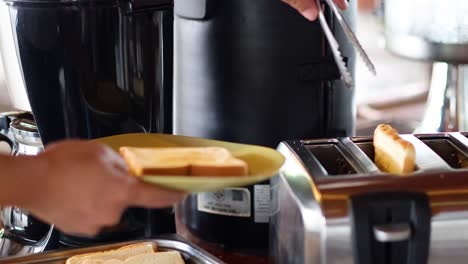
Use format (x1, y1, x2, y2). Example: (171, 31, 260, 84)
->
(340, 138, 380, 174)
(306, 144, 357, 175)
(452, 132, 468, 148)
(353, 141, 374, 161)
(400, 135, 450, 171)
(352, 138, 425, 172)
(419, 138, 468, 169)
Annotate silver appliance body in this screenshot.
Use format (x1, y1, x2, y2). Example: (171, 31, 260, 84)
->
(270, 132, 468, 264)
(0, 3, 31, 111)
(0, 112, 53, 258)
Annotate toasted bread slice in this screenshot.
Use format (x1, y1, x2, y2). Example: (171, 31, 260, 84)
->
(123, 252, 185, 264)
(120, 147, 248, 177)
(374, 124, 416, 174)
(99, 261, 123, 264)
(66, 242, 157, 264)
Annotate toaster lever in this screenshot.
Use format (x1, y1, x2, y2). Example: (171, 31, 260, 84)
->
(373, 223, 411, 243)
(351, 192, 431, 264)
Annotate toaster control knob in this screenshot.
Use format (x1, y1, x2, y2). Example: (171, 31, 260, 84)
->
(373, 223, 411, 243)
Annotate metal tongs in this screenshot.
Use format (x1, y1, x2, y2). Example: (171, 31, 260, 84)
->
(316, 0, 376, 86)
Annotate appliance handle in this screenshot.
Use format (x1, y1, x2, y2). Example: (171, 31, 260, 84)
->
(0, 133, 13, 153)
(351, 192, 431, 264)
(175, 0, 209, 20)
(373, 223, 411, 243)
(126, 0, 173, 12)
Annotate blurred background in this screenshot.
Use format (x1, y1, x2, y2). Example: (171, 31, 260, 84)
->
(355, 0, 431, 135)
(0, 0, 432, 136)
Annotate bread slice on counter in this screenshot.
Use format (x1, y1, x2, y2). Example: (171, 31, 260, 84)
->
(80, 252, 184, 264)
(66, 242, 157, 264)
(374, 124, 416, 174)
(119, 147, 248, 177)
(66, 242, 185, 264)
(124, 252, 185, 264)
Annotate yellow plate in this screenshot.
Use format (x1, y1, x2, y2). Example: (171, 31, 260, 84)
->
(95, 133, 285, 193)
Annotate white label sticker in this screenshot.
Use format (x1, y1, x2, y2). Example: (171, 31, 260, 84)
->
(197, 188, 251, 217)
(254, 185, 271, 223)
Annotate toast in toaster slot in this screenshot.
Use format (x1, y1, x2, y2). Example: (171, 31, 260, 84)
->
(374, 124, 416, 174)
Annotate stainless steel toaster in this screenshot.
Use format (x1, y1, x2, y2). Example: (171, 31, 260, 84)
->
(270, 132, 468, 264)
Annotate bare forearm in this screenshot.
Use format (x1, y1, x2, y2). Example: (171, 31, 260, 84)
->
(0, 154, 45, 207)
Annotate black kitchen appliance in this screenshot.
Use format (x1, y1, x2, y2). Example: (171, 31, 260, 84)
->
(174, 0, 357, 252)
(0, 0, 175, 253)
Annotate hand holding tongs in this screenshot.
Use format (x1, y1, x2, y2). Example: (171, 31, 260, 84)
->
(315, 0, 376, 86)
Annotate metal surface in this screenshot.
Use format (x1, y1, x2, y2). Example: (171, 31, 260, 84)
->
(270, 132, 468, 264)
(373, 223, 411, 243)
(323, 0, 375, 75)
(456, 67, 468, 132)
(0, 112, 48, 258)
(338, 138, 379, 174)
(0, 236, 225, 264)
(418, 136, 468, 169)
(316, 0, 352, 86)
(400, 134, 451, 171)
(270, 142, 325, 264)
(0, 227, 53, 257)
(415, 63, 450, 133)
(415, 63, 468, 133)
(9, 118, 43, 156)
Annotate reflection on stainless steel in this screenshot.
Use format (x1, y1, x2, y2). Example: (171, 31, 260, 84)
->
(9, 118, 43, 156)
(415, 63, 450, 133)
(415, 63, 468, 133)
(400, 134, 451, 171)
(0, 113, 51, 258)
(271, 132, 468, 264)
(458, 67, 468, 131)
(0, 227, 53, 257)
(339, 138, 379, 174)
(0, 236, 225, 264)
(373, 223, 411, 243)
(270, 143, 324, 264)
(451, 132, 468, 152)
(323, 0, 376, 75)
(316, 0, 352, 86)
